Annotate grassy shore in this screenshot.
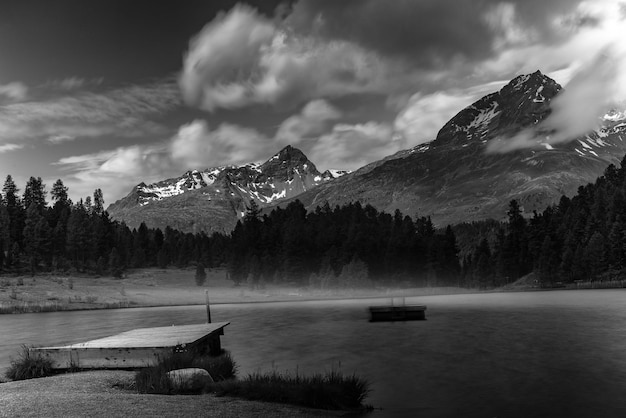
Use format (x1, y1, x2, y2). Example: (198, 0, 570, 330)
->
(0, 370, 342, 418)
(0, 267, 473, 314)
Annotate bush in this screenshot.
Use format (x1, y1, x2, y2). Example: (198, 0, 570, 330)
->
(135, 351, 237, 394)
(5, 346, 54, 381)
(210, 369, 370, 410)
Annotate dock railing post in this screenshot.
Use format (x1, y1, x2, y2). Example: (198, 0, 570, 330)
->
(205, 290, 212, 323)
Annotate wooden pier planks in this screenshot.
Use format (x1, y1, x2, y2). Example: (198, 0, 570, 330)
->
(30, 322, 229, 369)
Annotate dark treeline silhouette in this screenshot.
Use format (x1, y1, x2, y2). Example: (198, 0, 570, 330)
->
(8, 151, 626, 290)
(228, 200, 461, 288)
(462, 155, 626, 288)
(0, 175, 464, 288)
(0, 175, 229, 277)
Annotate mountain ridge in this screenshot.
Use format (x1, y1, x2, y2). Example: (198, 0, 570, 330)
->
(108, 70, 626, 232)
(107, 145, 348, 233)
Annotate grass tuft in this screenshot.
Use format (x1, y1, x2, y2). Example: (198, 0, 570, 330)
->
(210, 369, 370, 410)
(5, 345, 54, 381)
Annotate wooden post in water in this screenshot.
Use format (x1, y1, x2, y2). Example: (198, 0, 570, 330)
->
(205, 290, 212, 323)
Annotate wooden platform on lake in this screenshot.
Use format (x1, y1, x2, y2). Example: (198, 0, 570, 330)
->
(30, 322, 229, 369)
(369, 305, 427, 322)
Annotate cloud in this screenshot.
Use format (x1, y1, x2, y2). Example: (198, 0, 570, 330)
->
(394, 91, 476, 147)
(309, 122, 399, 171)
(0, 82, 27, 101)
(43, 77, 105, 91)
(0, 79, 179, 143)
(275, 99, 341, 145)
(56, 116, 274, 202)
(0, 143, 24, 153)
(47, 134, 76, 144)
(286, 0, 583, 68)
(487, 1, 626, 153)
(56, 144, 174, 202)
(170, 120, 271, 169)
(393, 79, 510, 147)
(484, 3, 537, 51)
(180, 5, 411, 111)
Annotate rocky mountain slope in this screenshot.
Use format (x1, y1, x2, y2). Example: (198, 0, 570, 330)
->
(280, 71, 626, 226)
(107, 145, 347, 233)
(109, 70, 626, 232)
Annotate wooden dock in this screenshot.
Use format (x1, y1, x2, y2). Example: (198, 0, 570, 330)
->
(30, 322, 229, 369)
(369, 305, 427, 322)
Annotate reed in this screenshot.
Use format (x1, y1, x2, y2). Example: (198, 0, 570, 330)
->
(210, 369, 370, 410)
(5, 346, 54, 381)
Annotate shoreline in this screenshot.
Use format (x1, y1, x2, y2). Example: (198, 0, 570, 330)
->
(2, 268, 623, 315)
(0, 370, 344, 417)
(0, 267, 478, 315)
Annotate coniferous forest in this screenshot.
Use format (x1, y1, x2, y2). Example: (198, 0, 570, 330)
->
(461, 156, 626, 288)
(4, 155, 626, 289)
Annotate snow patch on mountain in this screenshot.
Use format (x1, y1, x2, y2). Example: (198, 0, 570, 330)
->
(129, 146, 347, 208)
(467, 102, 500, 132)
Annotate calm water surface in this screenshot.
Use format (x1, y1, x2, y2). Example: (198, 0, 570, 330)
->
(2, 290, 626, 417)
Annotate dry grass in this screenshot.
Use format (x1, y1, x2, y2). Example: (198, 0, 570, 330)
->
(0, 371, 340, 417)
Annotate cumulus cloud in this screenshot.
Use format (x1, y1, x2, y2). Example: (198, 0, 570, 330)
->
(309, 122, 399, 171)
(180, 5, 409, 111)
(394, 91, 476, 147)
(179, 4, 276, 110)
(286, 0, 583, 68)
(170, 120, 271, 169)
(56, 144, 174, 202)
(484, 3, 537, 51)
(0, 82, 27, 101)
(275, 99, 341, 145)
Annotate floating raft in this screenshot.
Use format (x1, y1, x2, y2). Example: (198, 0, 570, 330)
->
(369, 305, 427, 322)
(30, 322, 229, 370)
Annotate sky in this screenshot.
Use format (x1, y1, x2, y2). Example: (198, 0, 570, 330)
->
(1, 0, 626, 205)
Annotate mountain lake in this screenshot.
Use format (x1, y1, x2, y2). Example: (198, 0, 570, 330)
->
(1, 289, 626, 417)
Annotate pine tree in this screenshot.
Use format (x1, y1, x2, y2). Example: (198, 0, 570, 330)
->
(51, 179, 70, 206)
(23, 177, 46, 213)
(93, 188, 104, 215)
(23, 203, 43, 275)
(3, 175, 24, 247)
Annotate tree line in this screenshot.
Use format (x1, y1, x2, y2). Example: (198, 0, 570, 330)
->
(0, 175, 229, 277)
(0, 175, 463, 288)
(461, 155, 626, 288)
(228, 200, 461, 288)
(7, 151, 626, 290)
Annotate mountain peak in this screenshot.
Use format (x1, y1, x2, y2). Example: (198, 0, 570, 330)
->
(434, 71, 562, 147)
(505, 70, 559, 94)
(259, 145, 320, 180)
(271, 145, 308, 163)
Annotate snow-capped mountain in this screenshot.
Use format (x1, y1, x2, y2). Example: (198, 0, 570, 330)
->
(107, 145, 347, 233)
(110, 70, 626, 233)
(280, 71, 626, 226)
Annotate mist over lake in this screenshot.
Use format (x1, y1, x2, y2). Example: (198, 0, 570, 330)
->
(2, 289, 626, 417)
